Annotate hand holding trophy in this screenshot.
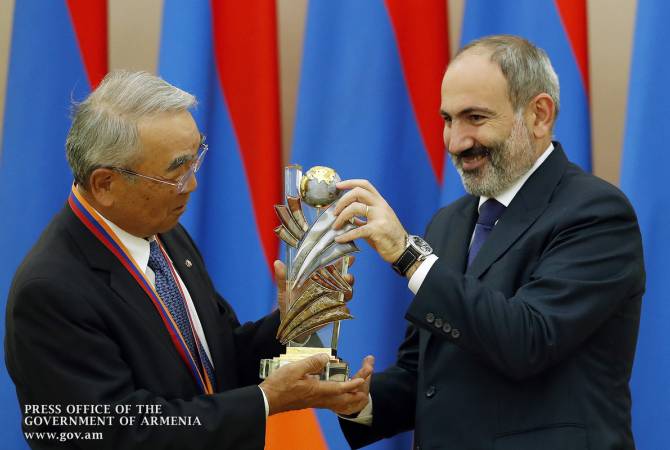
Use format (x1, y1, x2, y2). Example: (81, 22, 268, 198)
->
(260, 165, 359, 381)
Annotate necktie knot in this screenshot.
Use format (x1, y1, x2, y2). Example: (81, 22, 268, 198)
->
(468, 199, 506, 267)
(477, 199, 506, 227)
(148, 240, 167, 273)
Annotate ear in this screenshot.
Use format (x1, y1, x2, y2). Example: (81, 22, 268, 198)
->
(87, 168, 118, 207)
(526, 93, 555, 139)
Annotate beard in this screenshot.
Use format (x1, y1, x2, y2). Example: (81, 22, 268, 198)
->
(451, 115, 537, 198)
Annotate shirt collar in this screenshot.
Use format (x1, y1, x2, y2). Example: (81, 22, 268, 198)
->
(478, 142, 554, 210)
(97, 213, 152, 273)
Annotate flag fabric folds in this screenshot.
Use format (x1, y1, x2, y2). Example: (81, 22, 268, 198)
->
(159, 0, 280, 325)
(0, 1, 107, 448)
(291, 1, 449, 448)
(621, 1, 670, 448)
(441, 0, 591, 204)
(158, 2, 327, 449)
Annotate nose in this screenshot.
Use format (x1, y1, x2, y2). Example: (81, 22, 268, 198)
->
(444, 121, 474, 156)
(181, 170, 198, 194)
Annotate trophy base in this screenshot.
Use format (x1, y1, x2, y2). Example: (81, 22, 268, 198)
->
(259, 347, 349, 381)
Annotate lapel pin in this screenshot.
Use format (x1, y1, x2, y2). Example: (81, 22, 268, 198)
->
(185, 259, 193, 268)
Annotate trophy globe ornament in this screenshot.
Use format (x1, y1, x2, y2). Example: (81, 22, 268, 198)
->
(260, 165, 358, 381)
(300, 166, 342, 208)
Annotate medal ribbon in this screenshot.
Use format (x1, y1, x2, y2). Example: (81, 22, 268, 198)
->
(68, 186, 214, 395)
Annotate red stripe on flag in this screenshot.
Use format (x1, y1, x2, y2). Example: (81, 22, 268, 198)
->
(385, 0, 450, 184)
(210, 2, 320, 446)
(211, 0, 280, 269)
(65, 0, 108, 88)
(554, 0, 590, 96)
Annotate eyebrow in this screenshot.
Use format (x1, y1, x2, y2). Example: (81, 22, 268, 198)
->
(166, 153, 195, 172)
(440, 106, 497, 118)
(165, 133, 205, 172)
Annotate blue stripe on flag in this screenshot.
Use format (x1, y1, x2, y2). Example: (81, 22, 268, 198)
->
(0, 0, 90, 448)
(0, 2, 92, 447)
(292, 1, 441, 447)
(621, 1, 670, 448)
(159, 0, 274, 323)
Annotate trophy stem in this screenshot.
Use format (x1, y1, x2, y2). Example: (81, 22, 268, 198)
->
(261, 165, 354, 381)
(284, 165, 302, 348)
(330, 321, 340, 354)
(330, 255, 349, 352)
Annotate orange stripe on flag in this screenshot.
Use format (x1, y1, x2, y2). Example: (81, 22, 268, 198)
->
(266, 409, 328, 450)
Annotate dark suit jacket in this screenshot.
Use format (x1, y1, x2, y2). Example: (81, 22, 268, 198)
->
(5, 203, 284, 449)
(341, 143, 644, 450)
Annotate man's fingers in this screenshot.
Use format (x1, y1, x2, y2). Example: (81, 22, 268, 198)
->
(336, 179, 381, 196)
(333, 186, 376, 216)
(352, 217, 367, 227)
(335, 225, 368, 244)
(319, 377, 365, 395)
(352, 355, 375, 380)
(287, 353, 330, 378)
(273, 260, 286, 285)
(333, 201, 368, 229)
(274, 260, 288, 315)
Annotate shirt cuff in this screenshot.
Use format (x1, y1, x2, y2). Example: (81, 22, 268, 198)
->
(338, 394, 373, 426)
(258, 386, 269, 418)
(408, 254, 439, 294)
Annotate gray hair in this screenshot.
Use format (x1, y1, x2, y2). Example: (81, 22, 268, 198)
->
(454, 35, 560, 119)
(66, 70, 197, 187)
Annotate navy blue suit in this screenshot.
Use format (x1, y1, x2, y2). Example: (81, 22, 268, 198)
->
(5, 204, 283, 449)
(341, 143, 644, 450)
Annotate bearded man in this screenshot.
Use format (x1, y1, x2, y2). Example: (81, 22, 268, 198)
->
(330, 35, 644, 450)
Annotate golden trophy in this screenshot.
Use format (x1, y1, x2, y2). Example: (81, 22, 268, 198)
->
(259, 165, 359, 381)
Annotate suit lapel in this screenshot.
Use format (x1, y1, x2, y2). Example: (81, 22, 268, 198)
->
(465, 197, 546, 279)
(466, 143, 570, 279)
(445, 199, 479, 273)
(64, 207, 193, 374)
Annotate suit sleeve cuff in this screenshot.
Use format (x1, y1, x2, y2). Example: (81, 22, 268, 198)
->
(408, 254, 439, 294)
(258, 385, 269, 418)
(338, 394, 373, 426)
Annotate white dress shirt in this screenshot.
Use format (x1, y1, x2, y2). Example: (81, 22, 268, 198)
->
(408, 142, 555, 294)
(99, 215, 215, 365)
(96, 213, 271, 417)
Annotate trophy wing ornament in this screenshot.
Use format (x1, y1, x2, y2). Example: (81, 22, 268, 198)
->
(274, 194, 358, 344)
(260, 165, 359, 381)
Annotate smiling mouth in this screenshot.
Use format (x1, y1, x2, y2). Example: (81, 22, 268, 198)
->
(457, 147, 490, 171)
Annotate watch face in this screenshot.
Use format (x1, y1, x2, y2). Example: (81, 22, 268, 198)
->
(411, 236, 432, 254)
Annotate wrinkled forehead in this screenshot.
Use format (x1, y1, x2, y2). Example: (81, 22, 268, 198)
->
(137, 112, 198, 147)
(135, 111, 201, 167)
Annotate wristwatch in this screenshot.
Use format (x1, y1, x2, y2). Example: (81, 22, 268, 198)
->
(392, 235, 433, 276)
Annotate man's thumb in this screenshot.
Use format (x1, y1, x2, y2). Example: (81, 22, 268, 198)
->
(297, 353, 330, 376)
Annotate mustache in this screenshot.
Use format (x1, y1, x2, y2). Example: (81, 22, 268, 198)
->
(457, 145, 491, 159)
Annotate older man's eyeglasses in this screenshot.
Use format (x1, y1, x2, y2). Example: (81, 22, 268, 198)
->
(113, 143, 208, 194)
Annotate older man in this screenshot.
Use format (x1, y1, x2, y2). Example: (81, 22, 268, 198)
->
(333, 35, 644, 450)
(5, 71, 367, 450)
